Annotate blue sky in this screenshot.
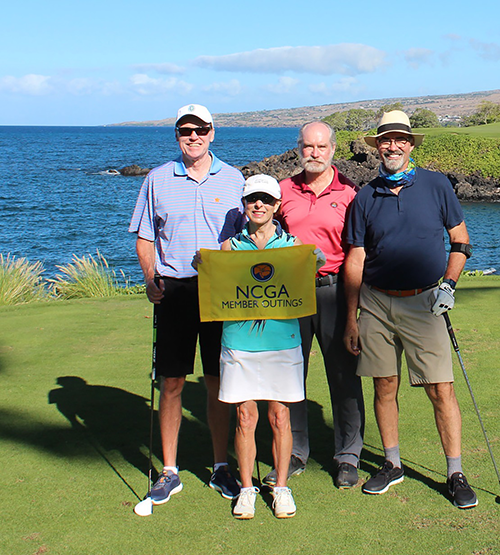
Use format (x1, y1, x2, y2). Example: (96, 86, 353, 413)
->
(1, 0, 499, 125)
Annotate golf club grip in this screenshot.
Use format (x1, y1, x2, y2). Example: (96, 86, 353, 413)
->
(443, 312, 459, 352)
(151, 274, 161, 380)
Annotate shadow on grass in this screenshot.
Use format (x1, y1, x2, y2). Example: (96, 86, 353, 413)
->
(4, 374, 494, 506)
(45, 376, 235, 494)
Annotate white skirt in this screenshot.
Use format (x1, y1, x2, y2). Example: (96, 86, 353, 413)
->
(219, 345, 305, 404)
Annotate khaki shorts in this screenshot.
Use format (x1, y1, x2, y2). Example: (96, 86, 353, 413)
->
(356, 284, 453, 385)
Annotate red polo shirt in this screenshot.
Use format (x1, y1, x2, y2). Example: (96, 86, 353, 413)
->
(279, 168, 358, 276)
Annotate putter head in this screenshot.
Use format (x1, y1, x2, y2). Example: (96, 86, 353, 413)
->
(134, 496, 153, 517)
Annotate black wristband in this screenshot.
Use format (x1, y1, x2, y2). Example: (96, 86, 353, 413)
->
(443, 278, 457, 290)
(450, 243, 472, 259)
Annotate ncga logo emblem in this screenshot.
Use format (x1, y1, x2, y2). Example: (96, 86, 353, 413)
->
(251, 263, 274, 282)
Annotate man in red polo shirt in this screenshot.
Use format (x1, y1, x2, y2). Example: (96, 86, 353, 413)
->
(263, 121, 365, 489)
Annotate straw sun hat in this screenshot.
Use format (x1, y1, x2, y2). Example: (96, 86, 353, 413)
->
(364, 110, 424, 148)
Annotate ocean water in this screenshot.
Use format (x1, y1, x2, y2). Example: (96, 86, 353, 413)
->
(1, 126, 498, 284)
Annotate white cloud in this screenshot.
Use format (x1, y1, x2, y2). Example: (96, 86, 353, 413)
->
(202, 79, 243, 96)
(193, 44, 387, 75)
(129, 74, 193, 95)
(132, 63, 185, 75)
(404, 48, 434, 69)
(469, 39, 500, 61)
(264, 76, 300, 94)
(0, 74, 53, 95)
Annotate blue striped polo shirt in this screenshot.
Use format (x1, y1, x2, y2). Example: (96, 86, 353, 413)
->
(129, 152, 245, 278)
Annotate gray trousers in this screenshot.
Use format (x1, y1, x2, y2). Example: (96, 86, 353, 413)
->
(290, 279, 365, 467)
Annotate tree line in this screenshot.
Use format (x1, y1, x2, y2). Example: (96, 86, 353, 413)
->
(323, 101, 500, 131)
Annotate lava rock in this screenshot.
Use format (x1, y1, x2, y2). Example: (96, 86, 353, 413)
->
(119, 164, 150, 176)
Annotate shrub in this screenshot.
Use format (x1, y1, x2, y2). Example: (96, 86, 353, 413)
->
(49, 251, 140, 299)
(335, 131, 364, 159)
(412, 134, 500, 178)
(0, 253, 46, 305)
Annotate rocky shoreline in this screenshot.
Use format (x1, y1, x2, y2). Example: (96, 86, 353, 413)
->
(238, 140, 500, 202)
(118, 140, 500, 202)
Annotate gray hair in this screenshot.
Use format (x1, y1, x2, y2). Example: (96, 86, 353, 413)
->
(297, 121, 336, 149)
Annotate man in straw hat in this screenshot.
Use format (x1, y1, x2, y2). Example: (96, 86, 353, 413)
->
(343, 110, 477, 509)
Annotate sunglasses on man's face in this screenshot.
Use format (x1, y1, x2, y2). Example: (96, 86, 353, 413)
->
(244, 193, 277, 205)
(176, 126, 212, 137)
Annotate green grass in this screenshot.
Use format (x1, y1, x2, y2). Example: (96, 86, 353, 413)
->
(413, 122, 500, 138)
(1, 278, 499, 555)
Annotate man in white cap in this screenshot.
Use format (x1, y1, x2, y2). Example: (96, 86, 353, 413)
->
(263, 120, 365, 490)
(343, 110, 477, 509)
(129, 104, 244, 506)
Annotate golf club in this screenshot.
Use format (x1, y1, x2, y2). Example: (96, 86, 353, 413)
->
(444, 312, 500, 495)
(134, 276, 161, 517)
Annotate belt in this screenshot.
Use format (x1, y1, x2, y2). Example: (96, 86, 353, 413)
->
(161, 276, 198, 282)
(371, 282, 438, 297)
(315, 273, 338, 287)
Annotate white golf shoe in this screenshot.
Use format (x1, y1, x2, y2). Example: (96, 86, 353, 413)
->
(272, 487, 296, 518)
(233, 487, 259, 519)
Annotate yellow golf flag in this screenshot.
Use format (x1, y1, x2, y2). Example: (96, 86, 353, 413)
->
(198, 245, 317, 322)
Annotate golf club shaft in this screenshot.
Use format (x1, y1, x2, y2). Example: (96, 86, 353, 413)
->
(444, 312, 500, 485)
(147, 275, 161, 497)
(255, 442, 261, 487)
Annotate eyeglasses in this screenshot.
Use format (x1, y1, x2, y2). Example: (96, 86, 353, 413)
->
(377, 136, 411, 148)
(244, 193, 277, 205)
(176, 126, 212, 137)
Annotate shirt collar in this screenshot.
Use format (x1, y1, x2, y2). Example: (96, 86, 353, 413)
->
(241, 220, 284, 240)
(174, 151, 222, 176)
(291, 167, 345, 193)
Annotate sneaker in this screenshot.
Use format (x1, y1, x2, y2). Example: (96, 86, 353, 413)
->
(335, 462, 359, 489)
(262, 455, 305, 488)
(362, 461, 404, 495)
(150, 470, 183, 505)
(209, 465, 241, 500)
(233, 487, 259, 519)
(447, 472, 478, 509)
(272, 487, 296, 519)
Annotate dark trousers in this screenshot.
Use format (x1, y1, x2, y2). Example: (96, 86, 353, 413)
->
(290, 280, 365, 466)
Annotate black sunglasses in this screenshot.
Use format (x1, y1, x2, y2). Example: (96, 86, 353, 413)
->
(244, 193, 277, 205)
(176, 126, 212, 137)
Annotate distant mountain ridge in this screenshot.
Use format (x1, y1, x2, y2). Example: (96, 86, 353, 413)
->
(108, 89, 500, 128)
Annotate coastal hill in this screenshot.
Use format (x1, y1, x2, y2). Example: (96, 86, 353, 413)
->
(109, 89, 500, 127)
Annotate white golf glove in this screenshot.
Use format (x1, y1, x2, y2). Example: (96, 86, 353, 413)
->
(314, 248, 327, 272)
(431, 282, 455, 316)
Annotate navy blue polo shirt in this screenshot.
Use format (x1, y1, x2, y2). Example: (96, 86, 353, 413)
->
(346, 168, 464, 290)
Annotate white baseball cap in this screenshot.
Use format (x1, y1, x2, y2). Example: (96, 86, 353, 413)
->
(175, 104, 213, 126)
(243, 174, 281, 200)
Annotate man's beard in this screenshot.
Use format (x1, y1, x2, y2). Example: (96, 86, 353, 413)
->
(382, 151, 407, 173)
(301, 156, 333, 174)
